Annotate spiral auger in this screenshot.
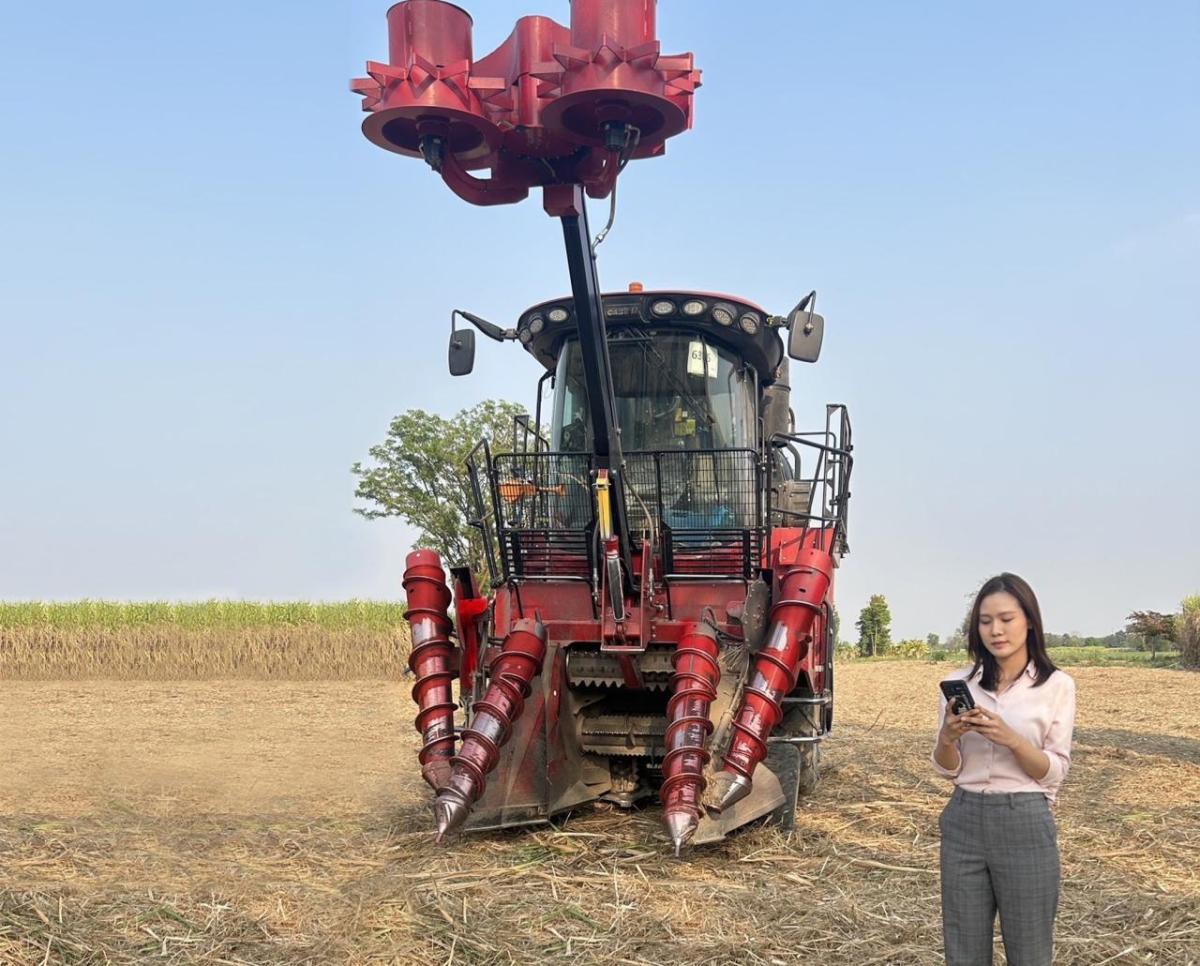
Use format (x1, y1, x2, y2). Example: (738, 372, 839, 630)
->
(710, 546, 833, 812)
(434, 617, 548, 840)
(402, 549, 458, 792)
(660, 622, 721, 855)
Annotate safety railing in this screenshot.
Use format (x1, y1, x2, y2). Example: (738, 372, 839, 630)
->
(766, 404, 853, 557)
(480, 450, 595, 581)
(465, 444, 766, 584)
(464, 438, 502, 585)
(510, 413, 549, 455)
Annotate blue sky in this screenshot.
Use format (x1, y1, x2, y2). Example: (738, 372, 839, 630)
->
(1, 1, 1196, 639)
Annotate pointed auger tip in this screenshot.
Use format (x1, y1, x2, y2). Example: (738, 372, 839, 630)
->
(716, 773, 753, 812)
(665, 811, 698, 858)
(433, 797, 470, 841)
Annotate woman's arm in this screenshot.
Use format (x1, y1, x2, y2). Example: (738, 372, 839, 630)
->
(964, 707, 1052, 779)
(1010, 732, 1052, 781)
(931, 701, 973, 776)
(933, 730, 962, 774)
(966, 675, 1076, 783)
(1037, 675, 1077, 787)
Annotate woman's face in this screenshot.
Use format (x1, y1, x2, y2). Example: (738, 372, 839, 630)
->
(978, 591, 1030, 663)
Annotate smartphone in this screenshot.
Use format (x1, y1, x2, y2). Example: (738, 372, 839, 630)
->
(939, 679, 976, 715)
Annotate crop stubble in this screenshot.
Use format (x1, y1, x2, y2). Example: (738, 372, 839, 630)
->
(1, 663, 1197, 964)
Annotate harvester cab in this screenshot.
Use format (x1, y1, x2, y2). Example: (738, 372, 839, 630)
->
(355, 0, 853, 853)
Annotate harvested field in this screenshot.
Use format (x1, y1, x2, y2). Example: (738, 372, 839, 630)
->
(1, 663, 1197, 964)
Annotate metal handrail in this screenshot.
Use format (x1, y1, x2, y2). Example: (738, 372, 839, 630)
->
(766, 403, 853, 557)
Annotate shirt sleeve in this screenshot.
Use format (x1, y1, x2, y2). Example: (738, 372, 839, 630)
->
(1037, 673, 1076, 787)
(930, 693, 963, 779)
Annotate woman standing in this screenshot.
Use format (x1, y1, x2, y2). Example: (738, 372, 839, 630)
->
(932, 573, 1076, 966)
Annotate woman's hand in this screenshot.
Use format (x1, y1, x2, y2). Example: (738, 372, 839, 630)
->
(963, 706, 1023, 749)
(939, 704, 976, 744)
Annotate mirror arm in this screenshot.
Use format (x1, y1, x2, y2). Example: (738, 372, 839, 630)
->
(785, 291, 818, 332)
(453, 309, 511, 343)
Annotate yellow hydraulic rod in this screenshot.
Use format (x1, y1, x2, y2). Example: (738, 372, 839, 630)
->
(595, 469, 614, 539)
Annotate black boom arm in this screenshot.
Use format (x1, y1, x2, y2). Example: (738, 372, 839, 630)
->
(551, 184, 633, 587)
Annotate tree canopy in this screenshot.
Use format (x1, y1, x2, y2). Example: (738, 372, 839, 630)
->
(352, 400, 528, 577)
(855, 594, 892, 657)
(1125, 609, 1177, 658)
(1125, 610, 1177, 643)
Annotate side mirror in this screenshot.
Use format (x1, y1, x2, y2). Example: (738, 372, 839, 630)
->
(448, 328, 475, 376)
(787, 309, 824, 363)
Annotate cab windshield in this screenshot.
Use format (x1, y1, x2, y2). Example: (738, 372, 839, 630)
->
(551, 331, 756, 452)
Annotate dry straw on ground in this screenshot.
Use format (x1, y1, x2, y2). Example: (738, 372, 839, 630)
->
(1, 663, 1197, 964)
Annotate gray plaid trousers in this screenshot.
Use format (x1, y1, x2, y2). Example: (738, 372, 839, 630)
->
(939, 788, 1060, 966)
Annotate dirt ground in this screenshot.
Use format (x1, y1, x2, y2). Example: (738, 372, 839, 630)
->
(2, 664, 1197, 965)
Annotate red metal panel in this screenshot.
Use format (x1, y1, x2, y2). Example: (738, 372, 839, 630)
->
(473, 16, 577, 156)
(387, 0, 475, 67)
(569, 0, 656, 49)
(451, 574, 488, 687)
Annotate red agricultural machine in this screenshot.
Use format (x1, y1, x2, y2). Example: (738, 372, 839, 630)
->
(353, 0, 853, 852)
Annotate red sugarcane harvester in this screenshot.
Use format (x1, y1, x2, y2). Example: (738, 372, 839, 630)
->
(354, 0, 853, 853)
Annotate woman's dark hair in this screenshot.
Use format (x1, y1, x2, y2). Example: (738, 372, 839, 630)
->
(967, 572, 1057, 691)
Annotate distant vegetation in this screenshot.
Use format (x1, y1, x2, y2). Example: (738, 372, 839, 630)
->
(843, 590, 1198, 669)
(837, 642, 1182, 668)
(0, 600, 406, 629)
(1043, 646, 1181, 668)
(0, 601, 410, 680)
(4, 593, 1193, 679)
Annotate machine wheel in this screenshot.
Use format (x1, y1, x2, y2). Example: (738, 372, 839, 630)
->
(797, 740, 820, 797)
(765, 723, 822, 831)
(762, 742, 801, 831)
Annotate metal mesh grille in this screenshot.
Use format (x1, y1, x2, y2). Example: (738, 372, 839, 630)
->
(624, 449, 761, 578)
(491, 453, 594, 578)
(476, 448, 766, 581)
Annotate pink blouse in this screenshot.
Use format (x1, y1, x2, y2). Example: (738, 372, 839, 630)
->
(931, 663, 1076, 803)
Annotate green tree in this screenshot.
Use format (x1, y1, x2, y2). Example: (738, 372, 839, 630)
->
(352, 400, 528, 577)
(1125, 610, 1177, 660)
(926, 632, 940, 650)
(855, 595, 892, 657)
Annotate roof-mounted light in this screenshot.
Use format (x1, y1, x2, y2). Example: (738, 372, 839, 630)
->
(518, 326, 534, 344)
(712, 303, 736, 326)
(547, 306, 569, 323)
(529, 315, 545, 335)
(651, 299, 675, 317)
(739, 312, 761, 335)
(682, 299, 706, 316)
